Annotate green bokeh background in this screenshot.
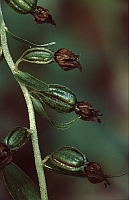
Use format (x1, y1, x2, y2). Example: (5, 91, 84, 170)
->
(0, 0, 128, 199)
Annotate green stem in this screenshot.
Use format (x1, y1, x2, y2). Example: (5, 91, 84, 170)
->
(0, 12, 15, 73)
(0, 4, 48, 200)
(19, 84, 48, 200)
(5, 27, 56, 47)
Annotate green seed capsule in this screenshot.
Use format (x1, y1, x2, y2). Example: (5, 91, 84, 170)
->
(17, 47, 54, 65)
(43, 146, 88, 175)
(3, 127, 31, 151)
(51, 146, 87, 171)
(4, 0, 37, 14)
(32, 84, 77, 113)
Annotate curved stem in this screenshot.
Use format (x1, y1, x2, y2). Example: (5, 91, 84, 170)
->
(19, 83, 48, 200)
(0, 12, 15, 73)
(5, 27, 56, 47)
(0, 4, 48, 200)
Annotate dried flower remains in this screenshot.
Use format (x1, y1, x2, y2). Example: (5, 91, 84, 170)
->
(54, 48, 82, 72)
(0, 143, 12, 170)
(75, 101, 102, 123)
(32, 6, 56, 25)
(84, 162, 110, 188)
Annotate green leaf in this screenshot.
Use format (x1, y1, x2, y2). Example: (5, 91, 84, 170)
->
(14, 70, 48, 91)
(2, 162, 41, 200)
(31, 95, 79, 130)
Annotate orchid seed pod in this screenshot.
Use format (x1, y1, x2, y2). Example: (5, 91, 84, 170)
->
(30, 95, 79, 130)
(43, 146, 128, 188)
(43, 146, 88, 176)
(16, 47, 54, 66)
(3, 127, 31, 151)
(0, 143, 12, 170)
(4, 0, 37, 14)
(31, 84, 77, 113)
(4, 1, 56, 25)
(50, 146, 88, 171)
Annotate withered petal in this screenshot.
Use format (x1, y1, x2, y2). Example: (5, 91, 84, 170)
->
(84, 162, 110, 188)
(54, 48, 82, 72)
(32, 6, 56, 25)
(0, 143, 12, 170)
(75, 101, 102, 123)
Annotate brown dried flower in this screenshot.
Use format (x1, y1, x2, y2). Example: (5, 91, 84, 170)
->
(84, 162, 110, 188)
(54, 48, 82, 72)
(75, 101, 102, 123)
(32, 6, 56, 25)
(0, 143, 12, 170)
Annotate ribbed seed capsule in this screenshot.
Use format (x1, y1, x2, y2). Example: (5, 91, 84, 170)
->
(16, 47, 54, 66)
(3, 127, 31, 151)
(31, 84, 77, 113)
(43, 146, 88, 176)
(4, 0, 37, 14)
(43, 147, 127, 188)
(51, 146, 88, 171)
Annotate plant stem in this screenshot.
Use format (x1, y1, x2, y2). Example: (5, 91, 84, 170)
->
(0, 4, 48, 200)
(19, 84, 48, 200)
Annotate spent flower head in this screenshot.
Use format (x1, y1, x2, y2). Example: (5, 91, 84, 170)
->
(75, 101, 102, 123)
(0, 143, 12, 170)
(54, 48, 82, 72)
(32, 6, 56, 25)
(84, 162, 110, 188)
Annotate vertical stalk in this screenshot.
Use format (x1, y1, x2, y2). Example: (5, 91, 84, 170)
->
(0, 4, 48, 200)
(19, 84, 48, 200)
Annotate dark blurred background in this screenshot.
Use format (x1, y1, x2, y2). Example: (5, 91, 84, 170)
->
(0, 0, 128, 199)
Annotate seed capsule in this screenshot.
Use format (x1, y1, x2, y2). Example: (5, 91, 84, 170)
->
(51, 146, 88, 171)
(31, 84, 77, 113)
(0, 143, 12, 170)
(43, 146, 88, 177)
(4, 0, 37, 14)
(43, 146, 127, 188)
(4, 1, 56, 25)
(16, 47, 54, 66)
(3, 127, 31, 151)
